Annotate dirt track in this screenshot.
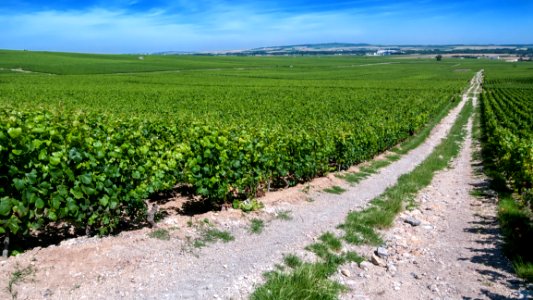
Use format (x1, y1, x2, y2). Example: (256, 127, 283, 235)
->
(331, 81, 529, 299)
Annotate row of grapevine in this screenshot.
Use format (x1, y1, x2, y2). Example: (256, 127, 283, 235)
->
(480, 74, 533, 205)
(0, 55, 476, 242)
(0, 95, 455, 238)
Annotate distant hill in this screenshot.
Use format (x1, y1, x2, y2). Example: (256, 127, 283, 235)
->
(250, 42, 372, 50)
(152, 43, 533, 56)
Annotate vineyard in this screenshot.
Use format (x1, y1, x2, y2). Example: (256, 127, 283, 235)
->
(0, 51, 481, 243)
(480, 66, 533, 205)
(480, 64, 533, 279)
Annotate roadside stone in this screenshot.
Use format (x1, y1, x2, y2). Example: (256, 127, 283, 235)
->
(386, 263, 397, 274)
(393, 282, 401, 291)
(376, 247, 388, 258)
(370, 254, 386, 267)
(404, 216, 421, 226)
(341, 269, 351, 277)
(428, 284, 440, 293)
(359, 261, 372, 270)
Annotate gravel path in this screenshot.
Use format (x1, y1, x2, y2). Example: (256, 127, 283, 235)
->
(331, 85, 530, 299)
(0, 72, 490, 300)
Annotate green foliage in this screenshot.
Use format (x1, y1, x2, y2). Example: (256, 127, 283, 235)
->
(323, 186, 346, 195)
(249, 218, 265, 234)
(251, 261, 346, 300)
(497, 196, 533, 282)
(275, 210, 293, 221)
(148, 228, 171, 240)
(0, 52, 482, 243)
(0, 110, 181, 237)
(476, 68, 533, 281)
(233, 199, 264, 212)
(480, 68, 533, 207)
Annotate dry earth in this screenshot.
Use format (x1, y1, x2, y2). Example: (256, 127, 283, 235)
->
(1, 71, 527, 300)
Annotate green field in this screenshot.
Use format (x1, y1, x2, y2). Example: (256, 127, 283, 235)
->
(0, 50, 524, 239)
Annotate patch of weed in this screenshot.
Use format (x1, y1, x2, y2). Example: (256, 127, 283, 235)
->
(148, 228, 171, 240)
(318, 232, 342, 252)
(201, 228, 234, 244)
(251, 261, 346, 300)
(339, 172, 369, 184)
(276, 210, 293, 221)
(283, 254, 303, 269)
(385, 154, 401, 161)
(249, 218, 265, 234)
(323, 186, 346, 195)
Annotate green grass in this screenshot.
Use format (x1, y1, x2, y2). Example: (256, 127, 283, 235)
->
(361, 159, 392, 173)
(249, 219, 265, 234)
(338, 172, 369, 184)
(318, 232, 343, 252)
(194, 228, 234, 248)
(497, 196, 533, 282)
(323, 186, 347, 195)
(514, 260, 533, 282)
(186, 219, 235, 249)
(148, 228, 171, 240)
(252, 95, 474, 300)
(276, 210, 293, 221)
(251, 260, 347, 300)
(386, 154, 401, 161)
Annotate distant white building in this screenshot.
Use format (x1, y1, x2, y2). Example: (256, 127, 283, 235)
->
(374, 49, 399, 56)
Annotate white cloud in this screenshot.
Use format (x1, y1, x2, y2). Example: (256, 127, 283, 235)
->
(0, 1, 530, 53)
(0, 5, 371, 52)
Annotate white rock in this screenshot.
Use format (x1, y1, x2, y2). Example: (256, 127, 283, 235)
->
(387, 263, 397, 273)
(341, 269, 351, 277)
(370, 254, 386, 267)
(376, 247, 389, 258)
(359, 261, 372, 270)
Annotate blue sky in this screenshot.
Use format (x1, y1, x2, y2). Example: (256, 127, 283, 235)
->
(1, 0, 532, 53)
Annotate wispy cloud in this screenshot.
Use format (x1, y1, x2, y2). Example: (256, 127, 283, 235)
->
(0, 0, 531, 53)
